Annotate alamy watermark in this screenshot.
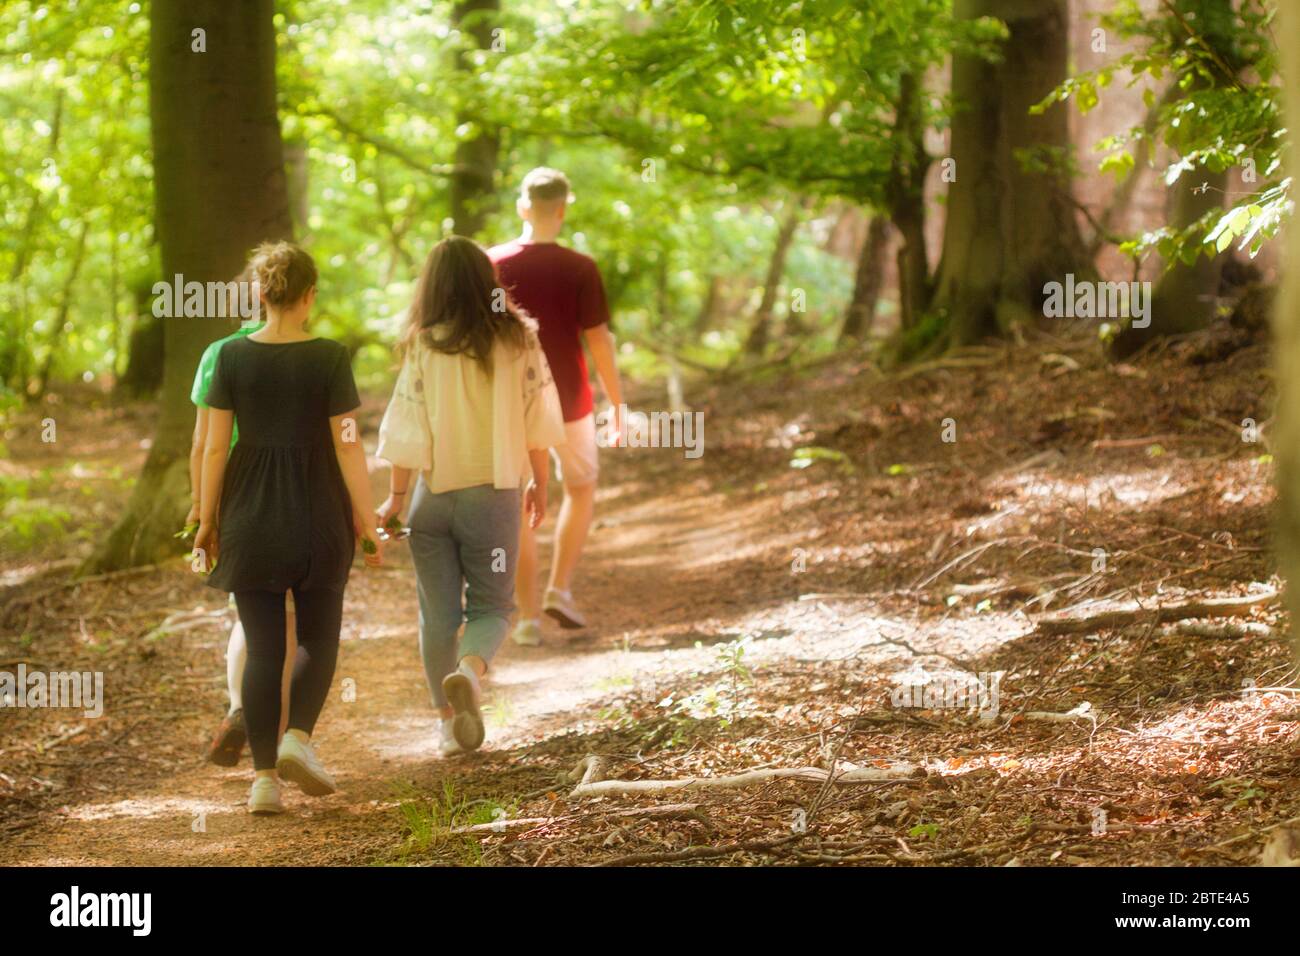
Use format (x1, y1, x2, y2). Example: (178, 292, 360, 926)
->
(50, 886, 150, 936)
(1042, 274, 1151, 329)
(596, 404, 704, 459)
(0, 664, 104, 718)
(152, 274, 261, 323)
(890, 665, 1002, 720)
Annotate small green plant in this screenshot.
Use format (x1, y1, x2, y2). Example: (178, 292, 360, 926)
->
(482, 691, 515, 729)
(789, 446, 853, 475)
(1209, 777, 1265, 812)
(394, 780, 514, 866)
(908, 822, 941, 840)
(0, 475, 70, 551)
(717, 635, 754, 709)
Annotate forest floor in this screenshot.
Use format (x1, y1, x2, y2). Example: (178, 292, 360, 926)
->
(2, 330, 1298, 867)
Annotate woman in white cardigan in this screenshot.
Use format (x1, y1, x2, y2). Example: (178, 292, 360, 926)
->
(376, 237, 565, 755)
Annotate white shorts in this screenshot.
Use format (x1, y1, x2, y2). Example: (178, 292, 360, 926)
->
(551, 413, 599, 487)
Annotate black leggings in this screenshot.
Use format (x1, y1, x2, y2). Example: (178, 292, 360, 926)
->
(234, 587, 345, 771)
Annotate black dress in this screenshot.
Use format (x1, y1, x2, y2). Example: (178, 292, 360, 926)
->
(204, 337, 360, 593)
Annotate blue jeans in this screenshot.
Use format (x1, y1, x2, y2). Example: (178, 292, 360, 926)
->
(407, 480, 521, 708)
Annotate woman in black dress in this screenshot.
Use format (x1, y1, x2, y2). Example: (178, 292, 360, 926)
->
(195, 242, 382, 815)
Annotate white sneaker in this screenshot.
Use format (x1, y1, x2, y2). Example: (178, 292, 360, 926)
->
(441, 662, 485, 751)
(512, 618, 543, 647)
(437, 719, 464, 758)
(276, 733, 337, 796)
(248, 776, 284, 815)
(543, 588, 587, 629)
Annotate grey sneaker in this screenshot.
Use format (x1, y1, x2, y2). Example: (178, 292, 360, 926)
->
(543, 588, 587, 629)
(512, 618, 543, 647)
(437, 718, 464, 758)
(441, 662, 485, 751)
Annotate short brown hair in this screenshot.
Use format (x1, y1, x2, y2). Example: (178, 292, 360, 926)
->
(520, 167, 570, 204)
(248, 241, 317, 307)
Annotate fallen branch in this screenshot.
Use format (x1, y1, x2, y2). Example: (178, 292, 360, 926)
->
(594, 834, 803, 867)
(1022, 702, 1096, 724)
(2, 562, 166, 616)
(142, 607, 229, 641)
(569, 762, 918, 799)
(1090, 434, 1184, 450)
(1032, 590, 1280, 637)
(449, 803, 700, 835)
(1168, 620, 1277, 640)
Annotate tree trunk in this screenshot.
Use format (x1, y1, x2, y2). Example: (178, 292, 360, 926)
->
(1, 89, 65, 390)
(1110, 170, 1226, 356)
(85, 0, 293, 573)
(887, 72, 931, 332)
(449, 0, 501, 237)
(1274, 0, 1300, 662)
(33, 220, 89, 398)
(743, 201, 804, 356)
(928, 0, 1089, 350)
(693, 274, 720, 335)
(1109, 0, 1235, 358)
(840, 216, 890, 344)
(284, 139, 311, 235)
(116, 279, 165, 399)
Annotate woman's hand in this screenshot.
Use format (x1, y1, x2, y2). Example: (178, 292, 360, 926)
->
(354, 513, 383, 568)
(524, 478, 547, 529)
(375, 493, 404, 532)
(184, 502, 201, 529)
(193, 522, 219, 573)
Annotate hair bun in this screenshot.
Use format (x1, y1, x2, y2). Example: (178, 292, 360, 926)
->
(247, 241, 318, 307)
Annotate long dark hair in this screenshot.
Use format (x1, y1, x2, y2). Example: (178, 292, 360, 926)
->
(399, 236, 530, 366)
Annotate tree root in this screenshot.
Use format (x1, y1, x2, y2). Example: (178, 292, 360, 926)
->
(1031, 589, 1279, 637)
(567, 757, 918, 799)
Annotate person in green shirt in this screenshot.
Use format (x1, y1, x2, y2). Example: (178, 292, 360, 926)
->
(187, 277, 298, 767)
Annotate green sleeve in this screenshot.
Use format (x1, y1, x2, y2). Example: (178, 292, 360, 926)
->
(190, 341, 221, 408)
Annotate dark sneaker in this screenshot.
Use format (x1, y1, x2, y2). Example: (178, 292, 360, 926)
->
(206, 709, 246, 767)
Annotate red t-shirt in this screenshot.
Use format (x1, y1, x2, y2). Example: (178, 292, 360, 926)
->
(488, 240, 610, 423)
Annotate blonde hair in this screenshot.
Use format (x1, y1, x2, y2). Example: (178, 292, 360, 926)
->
(248, 241, 317, 307)
(520, 167, 570, 204)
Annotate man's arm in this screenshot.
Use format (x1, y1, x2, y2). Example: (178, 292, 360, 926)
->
(582, 323, 624, 444)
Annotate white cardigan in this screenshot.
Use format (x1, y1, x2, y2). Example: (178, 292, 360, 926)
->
(376, 329, 566, 493)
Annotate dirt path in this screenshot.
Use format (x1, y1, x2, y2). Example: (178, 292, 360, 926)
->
(0, 453, 761, 863)
(4, 338, 1300, 866)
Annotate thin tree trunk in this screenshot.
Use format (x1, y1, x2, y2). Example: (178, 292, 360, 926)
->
(928, 0, 1089, 351)
(743, 200, 804, 356)
(449, 0, 501, 237)
(887, 72, 931, 332)
(694, 274, 721, 335)
(840, 215, 890, 344)
(1, 89, 65, 390)
(109, 214, 121, 381)
(85, 0, 294, 573)
(33, 220, 89, 397)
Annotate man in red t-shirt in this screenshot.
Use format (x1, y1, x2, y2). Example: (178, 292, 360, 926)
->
(489, 168, 624, 642)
